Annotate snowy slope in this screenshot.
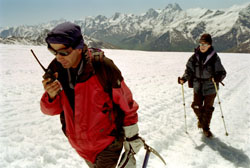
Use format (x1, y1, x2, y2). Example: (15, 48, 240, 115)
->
(0, 44, 249, 168)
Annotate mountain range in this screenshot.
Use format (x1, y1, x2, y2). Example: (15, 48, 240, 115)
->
(0, 3, 249, 52)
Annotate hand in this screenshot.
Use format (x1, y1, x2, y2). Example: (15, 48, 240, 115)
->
(124, 135, 144, 154)
(178, 77, 185, 84)
(42, 72, 61, 99)
(214, 75, 222, 83)
(179, 79, 185, 84)
(123, 124, 144, 153)
(117, 124, 144, 168)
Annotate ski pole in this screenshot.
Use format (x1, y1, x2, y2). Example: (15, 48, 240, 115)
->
(180, 82, 188, 134)
(212, 78, 229, 136)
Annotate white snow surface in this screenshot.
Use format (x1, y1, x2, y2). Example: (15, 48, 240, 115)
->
(0, 44, 250, 168)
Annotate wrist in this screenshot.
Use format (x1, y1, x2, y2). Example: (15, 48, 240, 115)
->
(123, 124, 139, 138)
(47, 92, 56, 102)
(125, 134, 139, 141)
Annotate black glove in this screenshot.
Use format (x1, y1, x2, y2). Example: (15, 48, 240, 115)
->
(178, 77, 186, 84)
(213, 74, 222, 83)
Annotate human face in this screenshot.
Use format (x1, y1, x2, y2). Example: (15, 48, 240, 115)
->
(199, 42, 211, 53)
(49, 44, 82, 68)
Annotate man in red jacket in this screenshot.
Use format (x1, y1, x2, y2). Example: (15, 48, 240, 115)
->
(40, 22, 143, 168)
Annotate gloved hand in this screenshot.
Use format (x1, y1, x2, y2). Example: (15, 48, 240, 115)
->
(178, 77, 186, 84)
(117, 124, 144, 168)
(213, 74, 222, 83)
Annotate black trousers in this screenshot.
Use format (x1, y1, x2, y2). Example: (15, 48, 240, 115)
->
(191, 93, 216, 131)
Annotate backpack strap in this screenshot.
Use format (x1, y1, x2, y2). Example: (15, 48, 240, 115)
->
(88, 48, 105, 62)
(88, 48, 112, 96)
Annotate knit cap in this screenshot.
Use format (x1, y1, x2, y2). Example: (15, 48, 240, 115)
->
(199, 33, 212, 45)
(45, 22, 84, 49)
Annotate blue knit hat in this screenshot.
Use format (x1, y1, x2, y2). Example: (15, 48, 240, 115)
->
(45, 22, 84, 49)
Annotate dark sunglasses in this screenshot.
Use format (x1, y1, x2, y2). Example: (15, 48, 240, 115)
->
(48, 45, 73, 56)
(199, 43, 210, 47)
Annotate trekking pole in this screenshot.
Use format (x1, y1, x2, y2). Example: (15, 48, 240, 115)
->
(212, 78, 229, 136)
(180, 79, 188, 134)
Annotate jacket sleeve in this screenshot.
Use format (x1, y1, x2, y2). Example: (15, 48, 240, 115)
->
(182, 55, 195, 81)
(214, 55, 226, 82)
(102, 57, 139, 126)
(40, 92, 63, 116)
(112, 81, 139, 126)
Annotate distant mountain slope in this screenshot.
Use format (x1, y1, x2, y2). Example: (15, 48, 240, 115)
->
(0, 3, 249, 52)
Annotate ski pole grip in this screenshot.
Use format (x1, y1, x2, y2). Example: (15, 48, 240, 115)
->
(178, 77, 183, 84)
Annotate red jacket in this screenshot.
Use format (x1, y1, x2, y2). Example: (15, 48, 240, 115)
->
(40, 55, 138, 163)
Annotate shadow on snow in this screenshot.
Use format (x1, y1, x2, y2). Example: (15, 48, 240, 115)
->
(201, 136, 250, 168)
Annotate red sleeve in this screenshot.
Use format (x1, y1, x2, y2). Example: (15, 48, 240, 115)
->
(40, 92, 62, 116)
(112, 80, 139, 126)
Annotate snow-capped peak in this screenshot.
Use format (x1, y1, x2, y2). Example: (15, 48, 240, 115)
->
(0, 3, 249, 52)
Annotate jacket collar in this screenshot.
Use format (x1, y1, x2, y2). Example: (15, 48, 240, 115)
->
(67, 54, 94, 89)
(195, 46, 216, 65)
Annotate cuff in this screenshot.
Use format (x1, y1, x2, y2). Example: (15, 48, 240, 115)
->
(123, 124, 139, 138)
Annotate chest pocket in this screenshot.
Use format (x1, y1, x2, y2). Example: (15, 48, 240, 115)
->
(202, 64, 213, 78)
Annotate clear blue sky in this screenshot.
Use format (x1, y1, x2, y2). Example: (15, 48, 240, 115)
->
(0, 0, 249, 27)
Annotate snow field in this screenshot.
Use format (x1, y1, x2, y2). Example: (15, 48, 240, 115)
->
(0, 44, 249, 168)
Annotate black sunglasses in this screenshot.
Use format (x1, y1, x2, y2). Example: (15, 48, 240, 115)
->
(199, 43, 210, 47)
(48, 45, 73, 56)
